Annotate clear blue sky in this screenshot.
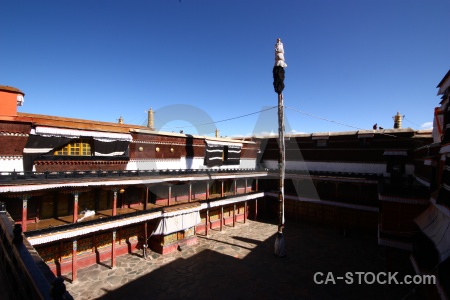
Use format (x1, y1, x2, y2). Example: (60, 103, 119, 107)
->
(1, 0, 449, 137)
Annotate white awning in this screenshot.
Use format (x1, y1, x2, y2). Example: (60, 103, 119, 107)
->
(202, 192, 264, 209)
(311, 133, 329, 140)
(153, 211, 201, 235)
(357, 130, 375, 138)
(32, 126, 132, 142)
(0, 173, 268, 193)
(205, 139, 242, 147)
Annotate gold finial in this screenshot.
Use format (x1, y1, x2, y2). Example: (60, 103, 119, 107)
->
(148, 108, 155, 130)
(118, 116, 124, 124)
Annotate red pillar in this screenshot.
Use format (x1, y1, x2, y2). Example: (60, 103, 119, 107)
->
(111, 230, 116, 269)
(255, 179, 259, 192)
(168, 186, 171, 206)
(72, 240, 77, 282)
(255, 199, 258, 220)
(206, 182, 210, 200)
(244, 201, 247, 223)
(143, 223, 148, 259)
(220, 206, 223, 231)
(221, 181, 224, 197)
(73, 192, 79, 223)
(233, 204, 236, 227)
(21, 197, 28, 232)
(188, 183, 192, 203)
(35, 198, 40, 223)
(205, 209, 209, 236)
(144, 187, 149, 210)
(112, 190, 117, 216)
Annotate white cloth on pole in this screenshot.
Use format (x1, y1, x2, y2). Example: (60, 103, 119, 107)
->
(275, 40, 287, 68)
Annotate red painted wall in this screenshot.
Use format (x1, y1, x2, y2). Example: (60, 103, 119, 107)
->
(0, 86, 24, 117)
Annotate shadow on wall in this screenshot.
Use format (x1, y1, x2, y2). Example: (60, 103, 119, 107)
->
(186, 135, 194, 169)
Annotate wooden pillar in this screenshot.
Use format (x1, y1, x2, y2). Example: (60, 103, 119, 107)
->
(244, 179, 248, 194)
(92, 233, 96, 254)
(206, 182, 210, 200)
(21, 197, 28, 232)
(244, 201, 247, 223)
(255, 199, 258, 220)
(73, 192, 79, 223)
(255, 178, 259, 192)
(188, 183, 192, 203)
(168, 185, 171, 206)
(221, 181, 224, 197)
(112, 190, 117, 216)
(143, 222, 148, 259)
(57, 241, 62, 277)
(205, 209, 209, 236)
(111, 230, 116, 269)
(234, 180, 237, 195)
(233, 204, 236, 227)
(35, 197, 40, 223)
(220, 206, 223, 232)
(72, 239, 77, 282)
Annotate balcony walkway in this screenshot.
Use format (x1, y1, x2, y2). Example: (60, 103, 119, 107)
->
(64, 219, 419, 300)
(24, 191, 245, 232)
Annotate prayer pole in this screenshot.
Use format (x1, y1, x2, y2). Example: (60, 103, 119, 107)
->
(273, 38, 287, 257)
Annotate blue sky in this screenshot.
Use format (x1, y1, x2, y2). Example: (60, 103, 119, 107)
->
(1, 0, 449, 137)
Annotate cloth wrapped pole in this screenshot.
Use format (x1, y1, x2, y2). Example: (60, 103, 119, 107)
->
(273, 38, 287, 94)
(273, 66, 285, 94)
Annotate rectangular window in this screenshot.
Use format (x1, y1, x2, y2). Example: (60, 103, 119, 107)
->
(54, 139, 92, 156)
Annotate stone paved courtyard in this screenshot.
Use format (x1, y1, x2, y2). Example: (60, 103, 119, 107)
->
(64, 219, 421, 300)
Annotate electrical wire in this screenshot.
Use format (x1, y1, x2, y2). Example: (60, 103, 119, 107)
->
(132, 102, 427, 142)
(403, 117, 422, 128)
(285, 106, 364, 131)
(157, 106, 278, 130)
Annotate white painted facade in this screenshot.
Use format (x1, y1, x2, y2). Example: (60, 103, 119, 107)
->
(0, 156, 24, 172)
(127, 157, 257, 171)
(262, 159, 414, 176)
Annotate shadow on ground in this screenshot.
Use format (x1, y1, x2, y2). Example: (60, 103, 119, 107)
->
(95, 220, 421, 300)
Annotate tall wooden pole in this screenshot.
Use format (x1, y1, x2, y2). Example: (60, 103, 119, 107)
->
(278, 92, 285, 234)
(273, 38, 287, 257)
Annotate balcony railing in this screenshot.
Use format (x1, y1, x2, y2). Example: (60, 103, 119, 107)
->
(0, 168, 265, 182)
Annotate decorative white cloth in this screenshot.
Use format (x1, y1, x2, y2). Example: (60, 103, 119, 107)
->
(275, 40, 287, 68)
(153, 211, 201, 235)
